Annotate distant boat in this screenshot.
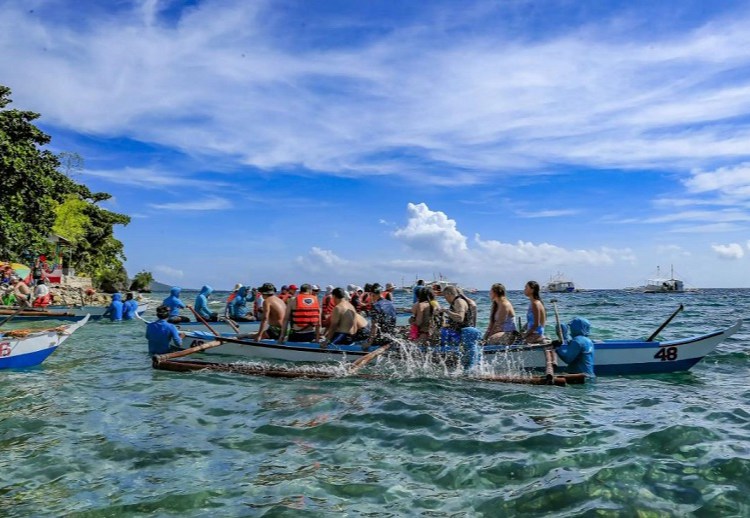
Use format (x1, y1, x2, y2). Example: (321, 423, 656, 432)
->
(545, 273, 577, 293)
(641, 265, 684, 294)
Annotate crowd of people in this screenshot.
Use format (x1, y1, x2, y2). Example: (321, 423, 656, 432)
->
(0, 262, 52, 308)
(146, 278, 594, 377)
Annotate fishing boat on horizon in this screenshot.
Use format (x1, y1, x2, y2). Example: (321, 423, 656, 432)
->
(544, 273, 577, 293)
(640, 265, 685, 293)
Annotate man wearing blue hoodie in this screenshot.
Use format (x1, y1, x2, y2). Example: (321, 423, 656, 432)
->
(163, 287, 189, 323)
(555, 317, 595, 378)
(193, 285, 218, 322)
(103, 292, 124, 321)
(122, 292, 139, 320)
(229, 286, 255, 322)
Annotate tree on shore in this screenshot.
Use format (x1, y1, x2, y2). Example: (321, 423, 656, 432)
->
(129, 271, 154, 292)
(0, 85, 131, 291)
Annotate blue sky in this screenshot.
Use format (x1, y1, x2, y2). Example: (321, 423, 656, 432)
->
(3, 0, 750, 290)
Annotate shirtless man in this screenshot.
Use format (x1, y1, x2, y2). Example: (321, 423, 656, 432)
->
(322, 287, 370, 346)
(253, 283, 287, 341)
(11, 276, 31, 307)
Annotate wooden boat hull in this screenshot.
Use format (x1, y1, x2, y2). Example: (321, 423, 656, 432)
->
(179, 319, 742, 376)
(0, 303, 149, 322)
(0, 314, 90, 369)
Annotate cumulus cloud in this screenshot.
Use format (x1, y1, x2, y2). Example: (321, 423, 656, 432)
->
(296, 247, 350, 273)
(393, 203, 468, 257)
(393, 202, 624, 271)
(712, 243, 745, 259)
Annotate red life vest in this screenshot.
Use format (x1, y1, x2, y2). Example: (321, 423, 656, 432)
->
(291, 294, 320, 327)
(278, 292, 291, 302)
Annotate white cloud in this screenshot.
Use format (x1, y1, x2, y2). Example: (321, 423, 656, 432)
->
(84, 168, 229, 191)
(153, 264, 184, 279)
(148, 196, 232, 211)
(5, 1, 750, 186)
(712, 243, 745, 259)
(295, 247, 350, 273)
(393, 202, 623, 272)
(393, 203, 468, 257)
(684, 163, 750, 198)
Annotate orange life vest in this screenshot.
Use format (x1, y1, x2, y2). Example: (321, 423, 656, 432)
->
(291, 294, 320, 328)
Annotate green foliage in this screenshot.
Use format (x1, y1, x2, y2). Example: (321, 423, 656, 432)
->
(0, 85, 131, 290)
(130, 271, 154, 291)
(52, 195, 90, 243)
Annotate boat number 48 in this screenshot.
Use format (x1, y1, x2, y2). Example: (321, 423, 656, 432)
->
(654, 346, 678, 361)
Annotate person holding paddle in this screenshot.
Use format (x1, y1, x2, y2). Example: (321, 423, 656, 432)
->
(554, 317, 595, 377)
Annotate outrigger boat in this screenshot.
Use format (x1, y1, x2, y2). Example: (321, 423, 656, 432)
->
(178, 319, 742, 376)
(0, 302, 149, 322)
(0, 314, 90, 369)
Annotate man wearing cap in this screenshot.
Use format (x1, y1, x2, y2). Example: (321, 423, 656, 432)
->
(384, 282, 396, 301)
(224, 283, 243, 317)
(254, 283, 286, 340)
(279, 283, 320, 343)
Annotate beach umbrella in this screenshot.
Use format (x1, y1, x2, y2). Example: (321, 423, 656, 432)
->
(9, 263, 31, 284)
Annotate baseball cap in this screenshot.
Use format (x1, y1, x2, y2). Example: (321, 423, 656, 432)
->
(312, 284, 320, 291)
(288, 284, 298, 291)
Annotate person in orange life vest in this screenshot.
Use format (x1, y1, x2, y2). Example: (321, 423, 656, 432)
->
(321, 285, 336, 328)
(32, 279, 51, 307)
(359, 283, 373, 313)
(278, 283, 321, 344)
(384, 282, 396, 301)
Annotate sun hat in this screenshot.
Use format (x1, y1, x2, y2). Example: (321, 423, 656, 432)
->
(311, 284, 320, 291)
(258, 283, 276, 295)
(233, 283, 243, 291)
(385, 282, 395, 290)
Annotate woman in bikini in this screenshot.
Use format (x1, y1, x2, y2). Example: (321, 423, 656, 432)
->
(483, 283, 516, 345)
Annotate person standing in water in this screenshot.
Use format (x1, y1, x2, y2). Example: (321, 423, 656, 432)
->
(523, 280, 546, 343)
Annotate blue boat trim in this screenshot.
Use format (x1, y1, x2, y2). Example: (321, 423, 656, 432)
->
(0, 346, 58, 369)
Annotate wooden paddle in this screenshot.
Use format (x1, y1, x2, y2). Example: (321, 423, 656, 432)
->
(646, 304, 684, 342)
(348, 343, 391, 374)
(550, 298, 564, 343)
(153, 339, 223, 363)
(223, 317, 241, 334)
(188, 305, 220, 336)
(0, 306, 26, 328)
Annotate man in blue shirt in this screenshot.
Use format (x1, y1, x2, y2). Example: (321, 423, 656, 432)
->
(122, 292, 139, 320)
(369, 283, 397, 346)
(146, 305, 183, 355)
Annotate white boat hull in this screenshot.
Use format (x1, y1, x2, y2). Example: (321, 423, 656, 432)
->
(178, 319, 742, 376)
(0, 314, 90, 369)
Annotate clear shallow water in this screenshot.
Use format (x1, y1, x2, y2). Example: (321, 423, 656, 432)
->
(1, 289, 749, 516)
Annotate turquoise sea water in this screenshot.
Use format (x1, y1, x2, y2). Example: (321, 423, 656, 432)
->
(1, 289, 749, 516)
